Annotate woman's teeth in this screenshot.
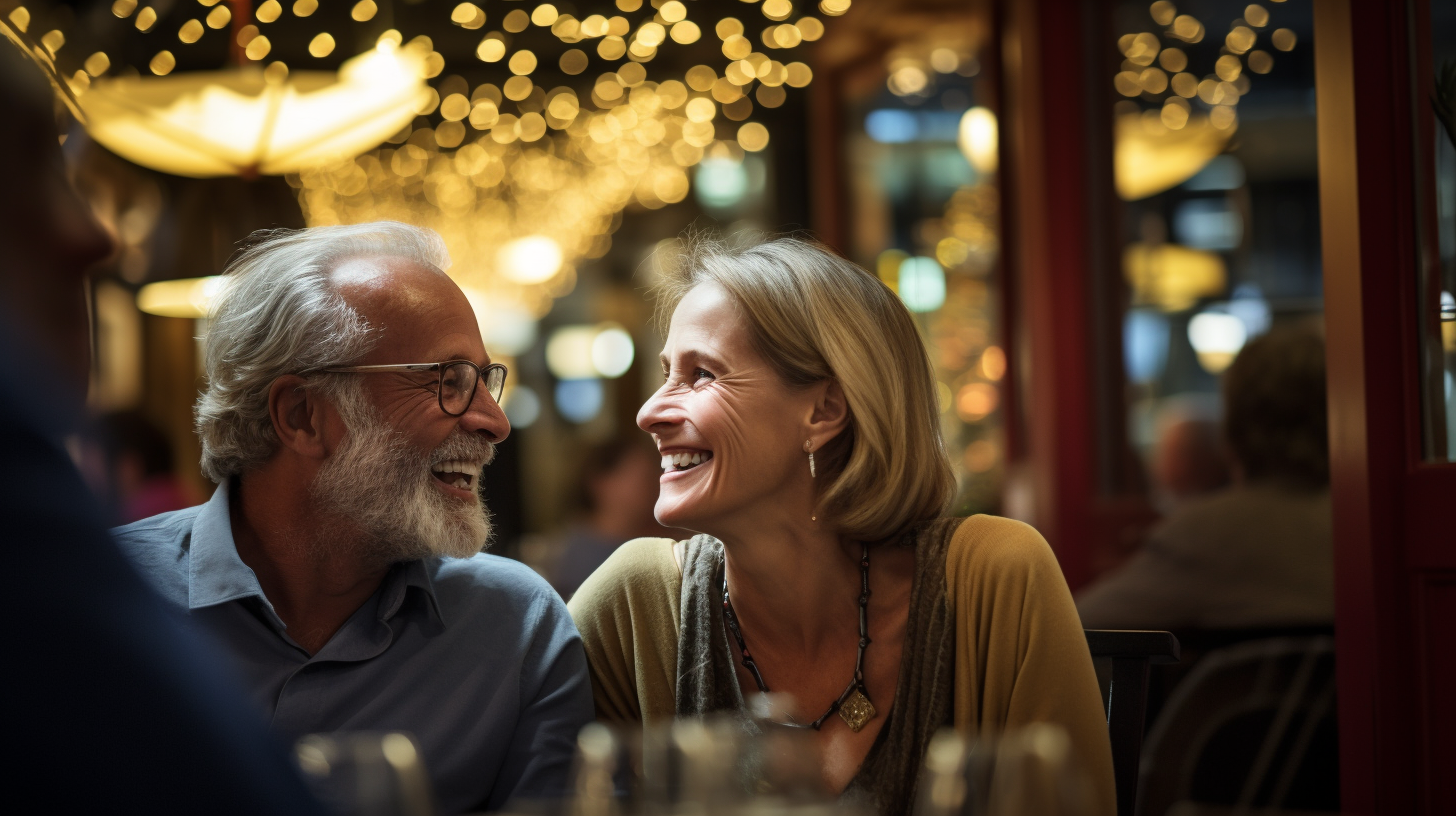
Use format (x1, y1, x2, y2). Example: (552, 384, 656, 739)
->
(661, 451, 712, 472)
(430, 459, 481, 490)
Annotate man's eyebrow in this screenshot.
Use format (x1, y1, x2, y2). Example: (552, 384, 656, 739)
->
(438, 351, 491, 367)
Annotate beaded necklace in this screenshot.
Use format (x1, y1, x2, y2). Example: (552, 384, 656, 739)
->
(719, 542, 878, 732)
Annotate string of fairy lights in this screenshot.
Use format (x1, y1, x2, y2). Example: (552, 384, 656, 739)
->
(1114, 0, 1300, 136)
(4, 0, 848, 318)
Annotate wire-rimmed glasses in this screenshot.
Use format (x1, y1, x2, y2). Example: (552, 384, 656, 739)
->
(320, 360, 507, 417)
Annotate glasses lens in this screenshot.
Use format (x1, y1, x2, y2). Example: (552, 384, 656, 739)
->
(440, 363, 478, 416)
(484, 365, 506, 402)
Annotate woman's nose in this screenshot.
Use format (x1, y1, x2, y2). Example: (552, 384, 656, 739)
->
(637, 386, 677, 434)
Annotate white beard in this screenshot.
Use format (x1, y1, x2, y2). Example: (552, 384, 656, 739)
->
(311, 381, 495, 562)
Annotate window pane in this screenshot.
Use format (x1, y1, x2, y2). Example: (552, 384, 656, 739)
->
(1107, 0, 1321, 500)
(838, 18, 1005, 514)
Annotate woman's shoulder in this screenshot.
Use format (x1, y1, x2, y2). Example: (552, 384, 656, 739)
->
(567, 537, 681, 616)
(935, 514, 1061, 586)
(570, 536, 678, 600)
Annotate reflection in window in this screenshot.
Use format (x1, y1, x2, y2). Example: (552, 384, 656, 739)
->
(841, 31, 1003, 514)
(1110, 0, 1321, 489)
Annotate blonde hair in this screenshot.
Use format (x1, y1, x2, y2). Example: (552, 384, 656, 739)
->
(654, 235, 954, 542)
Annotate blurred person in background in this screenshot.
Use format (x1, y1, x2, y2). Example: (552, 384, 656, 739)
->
(1148, 397, 1230, 515)
(1077, 328, 1333, 630)
(529, 437, 674, 599)
(569, 237, 1114, 816)
(85, 410, 198, 523)
(0, 33, 322, 815)
(111, 223, 593, 814)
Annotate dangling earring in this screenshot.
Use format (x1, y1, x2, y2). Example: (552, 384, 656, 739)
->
(805, 440, 818, 521)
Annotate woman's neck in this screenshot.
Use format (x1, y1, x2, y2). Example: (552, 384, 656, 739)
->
(716, 515, 863, 655)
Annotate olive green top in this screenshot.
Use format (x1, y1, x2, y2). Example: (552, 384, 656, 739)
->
(567, 515, 1115, 816)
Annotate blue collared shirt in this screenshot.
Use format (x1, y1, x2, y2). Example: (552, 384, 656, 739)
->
(112, 484, 595, 814)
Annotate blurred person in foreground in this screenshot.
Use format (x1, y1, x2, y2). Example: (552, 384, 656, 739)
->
(532, 438, 673, 598)
(0, 33, 322, 815)
(112, 222, 594, 813)
(568, 238, 1115, 816)
(1077, 328, 1332, 630)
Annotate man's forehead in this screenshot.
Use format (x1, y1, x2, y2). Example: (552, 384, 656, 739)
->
(331, 254, 444, 290)
(330, 255, 484, 357)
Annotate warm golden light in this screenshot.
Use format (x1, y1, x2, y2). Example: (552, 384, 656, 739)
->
(178, 18, 203, 43)
(293, 0, 317, 17)
(206, 5, 230, 28)
(84, 51, 111, 77)
(1124, 242, 1226, 312)
(81, 46, 429, 177)
(1115, 111, 1233, 200)
(256, 0, 281, 23)
(737, 121, 769, 151)
(499, 236, 564, 284)
(245, 35, 272, 61)
(509, 49, 537, 75)
(308, 32, 334, 57)
(670, 21, 700, 44)
(149, 50, 175, 75)
(136, 276, 227, 318)
(958, 107, 998, 173)
(351, 0, 376, 22)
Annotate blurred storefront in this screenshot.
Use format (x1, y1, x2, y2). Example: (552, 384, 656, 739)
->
(3, 0, 1453, 811)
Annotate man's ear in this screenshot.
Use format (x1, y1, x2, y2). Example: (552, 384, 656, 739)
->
(806, 379, 850, 450)
(268, 375, 330, 460)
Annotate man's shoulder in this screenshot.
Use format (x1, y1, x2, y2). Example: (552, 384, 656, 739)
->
(433, 551, 554, 595)
(108, 506, 206, 606)
(111, 505, 206, 544)
(430, 552, 571, 626)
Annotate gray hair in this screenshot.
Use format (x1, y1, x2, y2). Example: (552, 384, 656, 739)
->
(196, 221, 451, 483)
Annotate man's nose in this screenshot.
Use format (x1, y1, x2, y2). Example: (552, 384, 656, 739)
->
(459, 383, 511, 442)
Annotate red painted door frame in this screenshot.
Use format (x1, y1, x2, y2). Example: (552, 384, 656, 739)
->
(1000, 0, 1155, 590)
(1315, 2, 1456, 813)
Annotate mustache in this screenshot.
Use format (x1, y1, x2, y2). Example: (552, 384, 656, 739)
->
(429, 430, 497, 469)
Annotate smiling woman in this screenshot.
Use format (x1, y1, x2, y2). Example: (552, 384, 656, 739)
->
(567, 236, 1117, 816)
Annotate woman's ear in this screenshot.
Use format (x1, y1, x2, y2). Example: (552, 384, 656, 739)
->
(268, 375, 330, 461)
(806, 379, 850, 449)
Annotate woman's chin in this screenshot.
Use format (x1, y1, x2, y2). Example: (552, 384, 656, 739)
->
(654, 497, 707, 534)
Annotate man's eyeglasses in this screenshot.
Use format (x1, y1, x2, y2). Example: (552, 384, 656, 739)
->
(320, 360, 508, 417)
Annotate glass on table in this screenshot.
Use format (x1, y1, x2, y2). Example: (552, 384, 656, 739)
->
(295, 732, 435, 816)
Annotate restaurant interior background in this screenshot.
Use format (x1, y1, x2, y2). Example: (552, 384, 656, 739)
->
(2, 0, 1452, 812)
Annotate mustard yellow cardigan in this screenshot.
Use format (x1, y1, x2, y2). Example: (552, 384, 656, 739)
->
(566, 515, 1116, 816)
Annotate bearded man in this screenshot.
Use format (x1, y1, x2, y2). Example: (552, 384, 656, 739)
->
(113, 223, 594, 814)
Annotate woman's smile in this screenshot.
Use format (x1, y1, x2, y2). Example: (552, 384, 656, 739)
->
(658, 448, 714, 481)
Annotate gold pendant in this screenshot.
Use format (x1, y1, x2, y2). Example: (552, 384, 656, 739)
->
(839, 689, 877, 732)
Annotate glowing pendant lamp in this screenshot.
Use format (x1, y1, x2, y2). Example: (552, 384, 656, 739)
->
(79, 42, 428, 178)
(1115, 110, 1235, 201)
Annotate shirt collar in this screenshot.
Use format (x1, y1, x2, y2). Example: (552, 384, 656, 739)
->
(379, 558, 448, 631)
(187, 482, 447, 631)
(188, 482, 270, 612)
